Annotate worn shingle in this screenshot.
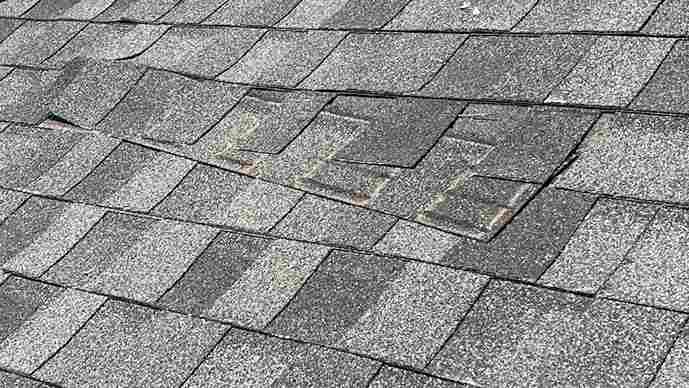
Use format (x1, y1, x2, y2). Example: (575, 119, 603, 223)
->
(0, 21, 85, 66)
(94, 0, 179, 22)
(301, 33, 465, 93)
(203, 0, 301, 26)
(632, 41, 689, 114)
(427, 281, 685, 387)
(279, 0, 409, 29)
(23, 0, 115, 20)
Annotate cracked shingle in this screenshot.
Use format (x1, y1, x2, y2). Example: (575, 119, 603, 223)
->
(632, 41, 689, 114)
(278, 0, 409, 29)
(203, 0, 302, 26)
(94, 0, 179, 22)
(0, 21, 85, 66)
(23, 0, 115, 20)
(301, 32, 466, 93)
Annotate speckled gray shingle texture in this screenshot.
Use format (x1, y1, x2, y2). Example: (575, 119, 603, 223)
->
(278, 0, 409, 29)
(632, 41, 689, 113)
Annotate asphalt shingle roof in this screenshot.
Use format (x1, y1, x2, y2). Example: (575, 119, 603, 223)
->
(0, 1, 688, 386)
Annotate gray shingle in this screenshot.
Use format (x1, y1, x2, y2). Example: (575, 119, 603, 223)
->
(643, 0, 689, 35)
(0, 277, 58, 343)
(632, 41, 689, 113)
(159, 0, 227, 24)
(0, 69, 61, 123)
(301, 33, 465, 93)
(183, 328, 380, 388)
(385, 0, 537, 31)
(272, 195, 397, 249)
(152, 164, 302, 232)
(515, 0, 661, 32)
(160, 232, 330, 329)
(0, 21, 85, 66)
(98, 69, 246, 145)
(94, 0, 179, 22)
(204, 0, 301, 26)
(0, 0, 40, 17)
(65, 142, 195, 212)
(371, 366, 466, 388)
(269, 251, 488, 367)
(449, 104, 599, 182)
(0, 18, 23, 43)
(374, 220, 460, 264)
(23, 0, 115, 20)
(546, 37, 674, 106)
(278, 0, 409, 29)
(219, 30, 346, 87)
(555, 113, 689, 203)
(0, 370, 51, 388)
(35, 300, 226, 388)
(600, 208, 689, 311)
(130, 26, 265, 78)
(0, 189, 28, 222)
(44, 23, 169, 66)
(422, 35, 592, 100)
(651, 327, 689, 388)
(428, 281, 685, 387)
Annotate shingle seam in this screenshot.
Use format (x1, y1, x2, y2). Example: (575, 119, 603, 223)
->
(59, 140, 123, 198)
(646, 315, 689, 388)
(145, 160, 199, 211)
(92, 67, 150, 128)
(363, 363, 384, 388)
(0, 18, 25, 46)
(185, 87, 250, 147)
(416, 34, 470, 92)
(638, 0, 668, 33)
(541, 36, 597, 102)
(176, 325, 232, 388)
(378, 0, 415, 30)
(293, 31, 349, 87)
(265, 192, 306, 234)
(197, 0, 234, 25)
(211, 28, 269, 79)
(0, 366, 62, 387)
(405, 102, 469, 170)
(153, 0, 189, 23)
(510, 0, 544, 31)
(272, 0, 306, 27)
(37, 21, 91, 66)
(112, 25, 172, 61)
(627, 38, 679, 108)
(0, 191, 32, 229)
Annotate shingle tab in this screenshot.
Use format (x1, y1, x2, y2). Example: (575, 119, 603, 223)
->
(546, 37, 674, 106)
(94, 0, 179, 22)
(23, 0, 115, 20)
(219, 30, 346, 87)
(371, 366, 466, 388)
(0, 370, 51, 387)
(651, 328, 689, 387)
(35, 300, 226, 388)
(204, 0, 301, 26)
(427, 281, 685, 387)
(0, 189, 28, 223)
(269, 251, 488, 367)
(0, 21, 85, 66)
(183, 329, 380, 388)
(386, 0, 537, 31)
(515, 0, 661, 32)
(301, 33, 465, 93)
(98, 69, 246, 144)
(0, 69, 61, 123)
(159, 0, 227, 24)
(0, 18, 23, 43)
(131, 26, 265, 78)
(643, 0, 689, 35)
(278, 0, 409, 29)
(0, 0, 40, 17)
(632, 41, 689, 114)
(555, 113, 689, 203)
(422, 35, 592, 100)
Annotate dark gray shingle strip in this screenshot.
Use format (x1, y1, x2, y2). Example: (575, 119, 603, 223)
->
(23, 0, 115, 20)
(0, 20, 85, 66)
(427, 281, 685, 387)
(632, 40, 689, 114)
(278, 0, 410, 29)
(94, 0, 179, 22)
(0, 68, 61, 124)
(643, 0, 689, 35)
(203, 0, 301, 26)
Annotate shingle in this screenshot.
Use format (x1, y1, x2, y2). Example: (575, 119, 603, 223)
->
(301, 33, 465, 93)
(183, 328, 380, 388)
(130, 26, 265, 78)
(422, 35, 592, 100)
(444, 188, 595, 280)
(278, 0, 409, 29)
(0, 277, 58, 343)
(44, 23, 169, 66)
(1, 199, 105, 277)
(427, 281, 684, 387)
(555, 113, 689, 203)
(35, 300, 226, 388)
(271, 195, 397, 249)
(94, 0, 179, 22)
(49, 58, 145, 128)
(546, 37, 674, 106)
(632, 41, 689, 113)
(203, 0, 301, 26)
(152, 164, 302, 232)
(65, 142, 195, 212)
(651, 327, 689, 387)
(269, 251, 488, 367)
(44, 212, 217, 302)
(0, 189, 28, 223)
(385, 0, 537, 31)
(0, 0, 40, 17)
(449, 104, 599, 182)
(0, 69, 61, 123)
(0, 370, 51, 388)
(600, 208, 689, 311)
(515, 0, 661, 32)
(160, 233, 330, 328)
(219, 30, 346, 87)
(374, 220, 459, 264)
(97, 69, 246, 144)
(159, 0, 227, 23)
(0, 21, 85, 66)
(643, 0, 689, 35)
(0, 19, 23, 43)
(23, 0, 115, 20)
(539, 199, 655, 294)
(371, 366, 466, 388)
(0, 284, 106, 374)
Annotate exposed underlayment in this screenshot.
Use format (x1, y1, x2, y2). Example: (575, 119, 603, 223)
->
(0, 0, 688, 387)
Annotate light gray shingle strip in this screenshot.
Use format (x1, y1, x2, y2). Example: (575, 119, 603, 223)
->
(427, 281, 685, 387)
(555, 113, 689, 203)
(35, 300, 227, 388)
(130, 26, 265, 78)
(0, 68, 61, 124)
(385, 0, 537, 31)
(0, 370, 51, 387)
(632, 41, 689, 114)
(422, 35, 593, 101)
(643, 0, 689, 35)
(203, 0, 301, 26)
(0, 20, 85, 66)
(515, 0, 661, 32)
(651, 328, 689, 388)
(97, 69, 246, 145)
(0, 288, 106, 374)
(219, 30, 347, 87)
(0, 188, 29, 223)
(159, 0, 228, 24)
(94, 0, 179, 22)
(24, 0, 115, 20)
(183, 328, 380, 388)
(374, 220, 459, 264)
(271, 195, 398, 249)
(44, 23, 169, 66)
(371, 366, 465, 388)
(539, 199, 656, 294)
(301, 32, 466, 93)
(278, 0, 409, 29)
(546, 37, 675, 106)
(600, 208, 689, 311)
(0, 0, 40, 17)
